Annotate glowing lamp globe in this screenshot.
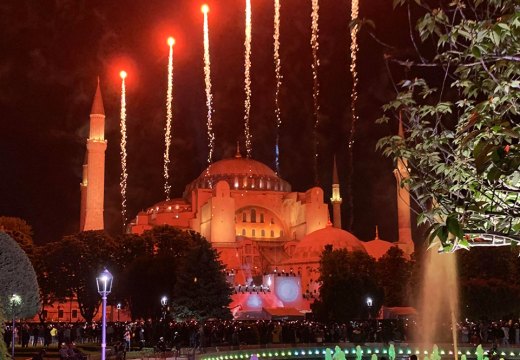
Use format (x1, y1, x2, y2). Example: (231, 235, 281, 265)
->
(96, 268, 113, 296)
(201, 4, 209, 13)
(366, 297, 373, 307)
(119, 70, 127, 80)
(167, 37, 175, 46)
(161, 296, 168, 306)
(10, 294, 21, 306)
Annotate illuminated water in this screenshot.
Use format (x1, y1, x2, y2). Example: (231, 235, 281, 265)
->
(419, 249, 459, 359)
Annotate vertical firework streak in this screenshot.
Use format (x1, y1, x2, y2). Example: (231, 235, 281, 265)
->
(273, 0, 282, 174)
(311, 0, 320, 184)
(163, 39, 174, 200)
(346, 0, 360, 230)
(243, 0, 253, 158)
(119, 72, 128, 227)
(203, 7, 215, 164)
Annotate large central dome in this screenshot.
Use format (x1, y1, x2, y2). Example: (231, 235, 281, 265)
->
(204, 156, 277, 178)
(184, 151, 291, 195)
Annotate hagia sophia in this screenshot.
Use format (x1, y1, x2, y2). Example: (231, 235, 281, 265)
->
(79, 82, 414, 318)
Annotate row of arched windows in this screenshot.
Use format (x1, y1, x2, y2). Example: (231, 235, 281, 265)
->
(240, 229, 283, 238)
(241, 208, 266, 223)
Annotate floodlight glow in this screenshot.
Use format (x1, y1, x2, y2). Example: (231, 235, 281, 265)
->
(201, 4, 209, 13)
(167, 37, 175, 46)
(119, 70, 127, 79)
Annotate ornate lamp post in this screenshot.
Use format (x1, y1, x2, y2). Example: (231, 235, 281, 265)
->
(160, 296, 168, 320)
(116, 303, 121, 322)
(366, 296, 373, 319)
(96, 269, 113, 360)
(10, 294, 21, 359)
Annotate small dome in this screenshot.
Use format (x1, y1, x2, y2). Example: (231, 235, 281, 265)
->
(286, 227, 367, 264)
(362, 239, 395, 260)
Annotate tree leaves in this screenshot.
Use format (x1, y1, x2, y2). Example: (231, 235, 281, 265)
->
(379, 0, 520, 249)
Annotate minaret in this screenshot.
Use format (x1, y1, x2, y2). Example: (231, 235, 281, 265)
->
(330, 155, 342, 229)
(394, 117, 414, 255)
(80, 79, 107, 231)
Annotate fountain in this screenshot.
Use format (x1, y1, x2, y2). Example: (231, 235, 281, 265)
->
(356, 346, 362, 360)
(418, 246, 460, 359)
(475, 345, 484, 360)
(389, 344, 396, 360)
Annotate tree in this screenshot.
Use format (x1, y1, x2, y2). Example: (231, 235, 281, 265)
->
(312, 246, 383, 322)
(376, 0, 520, 251)
(173, 233, 232, 320)
(142, 225, 193, 257)
(120, 254, 177, 320)
(43, 231, 118, 322)
(0, 232, 40, 359)
(458, 247, 520, 318)
(376, 246, 412, 306)
(0, 216, 35, 256)
(117, 226, 232, 320)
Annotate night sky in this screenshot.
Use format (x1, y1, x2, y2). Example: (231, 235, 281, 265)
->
(0, 0, 416, 244)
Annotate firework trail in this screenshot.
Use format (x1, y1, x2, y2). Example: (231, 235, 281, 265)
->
(311, 0, 320, 184)
(243, 0, 253, 158)
(119, 70, 128, 228)
(274, 0, 282, 174)
(202, 5, 215, 164)
(163, 37, 175, 201)
(346, 0, 360, 230)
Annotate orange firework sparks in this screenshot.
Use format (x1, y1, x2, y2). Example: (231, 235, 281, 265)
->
(163, 37, 175, 200)
(243, 0, 253, 158)
(119, 70, 128, 227)
(202, 4, 215, 164)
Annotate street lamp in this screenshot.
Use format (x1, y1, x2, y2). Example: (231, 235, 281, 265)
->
(96, 269, 113, 360)
(10, 294, 21, 359)
(116, 303, 121, 322)
(160, 296, 168, 321)
(366, 296, 373, 319)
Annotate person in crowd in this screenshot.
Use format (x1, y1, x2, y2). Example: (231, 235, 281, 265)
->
(59, 343, 69, 360)
(32, 348, 46, 360)
(114, 341, 126, 360)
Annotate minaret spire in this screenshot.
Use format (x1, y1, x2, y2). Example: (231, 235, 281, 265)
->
(235, 141, 242, 158)
(330, 155, 343, 229)
(80, 78, 107, 231)
(394, 113, 414, 255)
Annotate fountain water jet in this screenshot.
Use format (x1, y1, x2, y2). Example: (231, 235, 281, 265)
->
(418, 246, 459, 360)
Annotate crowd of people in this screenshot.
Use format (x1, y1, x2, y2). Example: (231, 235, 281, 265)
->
(3, 318, 520, 355)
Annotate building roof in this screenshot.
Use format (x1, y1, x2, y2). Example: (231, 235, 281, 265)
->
(362, 239, 396, 260)
(284, 226, 367, 265)
(199, 155, 278, 179)
(184, 153, 291, 194)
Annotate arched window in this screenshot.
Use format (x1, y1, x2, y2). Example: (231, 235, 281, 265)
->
(280, 230, 284, 237)
(270, 230, 275, 237)
(242, 212, 247, 222)
(251, 209, 256, 223)
(242, 229, 246, 236)
(260, 213, 264, 223)
(252, 229, 256, 237)
(261, 229, 265, 237)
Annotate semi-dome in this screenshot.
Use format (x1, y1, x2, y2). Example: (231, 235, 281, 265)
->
(184, 150, 291, 195)
(285, 226, 367, 265)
